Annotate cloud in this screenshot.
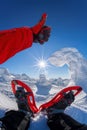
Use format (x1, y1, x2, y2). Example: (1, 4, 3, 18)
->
(48, 48, 87, 93)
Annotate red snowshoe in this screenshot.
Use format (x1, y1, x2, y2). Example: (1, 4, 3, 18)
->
(11, 80, 82, 116)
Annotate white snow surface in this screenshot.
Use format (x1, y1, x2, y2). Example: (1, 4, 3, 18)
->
(48, 47, 87, 93)
(0, 47, 87, 130)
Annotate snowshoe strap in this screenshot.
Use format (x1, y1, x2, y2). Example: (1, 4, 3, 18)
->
(17, 114, 30, 130)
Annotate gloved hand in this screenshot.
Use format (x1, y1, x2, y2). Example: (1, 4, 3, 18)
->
(40, 13, 47, 22)
(37, 25, 51, 44)
(31, 13, 47, 35)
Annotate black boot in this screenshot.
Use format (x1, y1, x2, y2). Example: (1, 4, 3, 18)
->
(47, 113, 87, 130)
(0, 110, 30, 130)
(15, 87, 33, 117)
(46, 91, 75, 117)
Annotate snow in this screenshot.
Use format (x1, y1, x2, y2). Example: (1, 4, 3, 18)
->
(0, 92, 17, 111)
(48, 47, 87, 93)
(29, 114, 50, 130)
(0, 47, 87, 130)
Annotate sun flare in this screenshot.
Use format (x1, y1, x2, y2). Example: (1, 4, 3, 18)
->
(33, 56, 50, 75)
(38, 60, 47, 68)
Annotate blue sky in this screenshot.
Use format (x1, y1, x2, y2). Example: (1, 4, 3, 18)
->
(0, 0, 87, 79)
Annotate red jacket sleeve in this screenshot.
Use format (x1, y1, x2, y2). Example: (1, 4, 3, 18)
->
(0, 27, 33, 64)
(31, 13, 47, 34)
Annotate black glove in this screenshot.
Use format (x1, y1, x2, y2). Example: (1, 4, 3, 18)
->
(34, 25, 51, 44)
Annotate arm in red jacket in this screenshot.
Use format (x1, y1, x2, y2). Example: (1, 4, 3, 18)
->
(0, 13, 47, 64)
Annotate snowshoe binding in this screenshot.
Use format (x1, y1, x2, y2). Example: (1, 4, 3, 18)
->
(46, 90, 75, 117)
(15, 86, 34, 117)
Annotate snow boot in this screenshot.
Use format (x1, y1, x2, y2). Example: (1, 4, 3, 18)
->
(15, 87, 33, 117)
(47, 112, 87, 130)
(46, 90, 75, 117)
(0, 110, 30, 130)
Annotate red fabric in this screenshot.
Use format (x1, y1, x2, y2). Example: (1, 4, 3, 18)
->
(31, 13, 47, 34)
(0, 27, 33, 64)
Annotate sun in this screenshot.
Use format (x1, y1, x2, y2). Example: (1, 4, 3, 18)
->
(33, 56, 50, 75)
(38, 60, 47, 68)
